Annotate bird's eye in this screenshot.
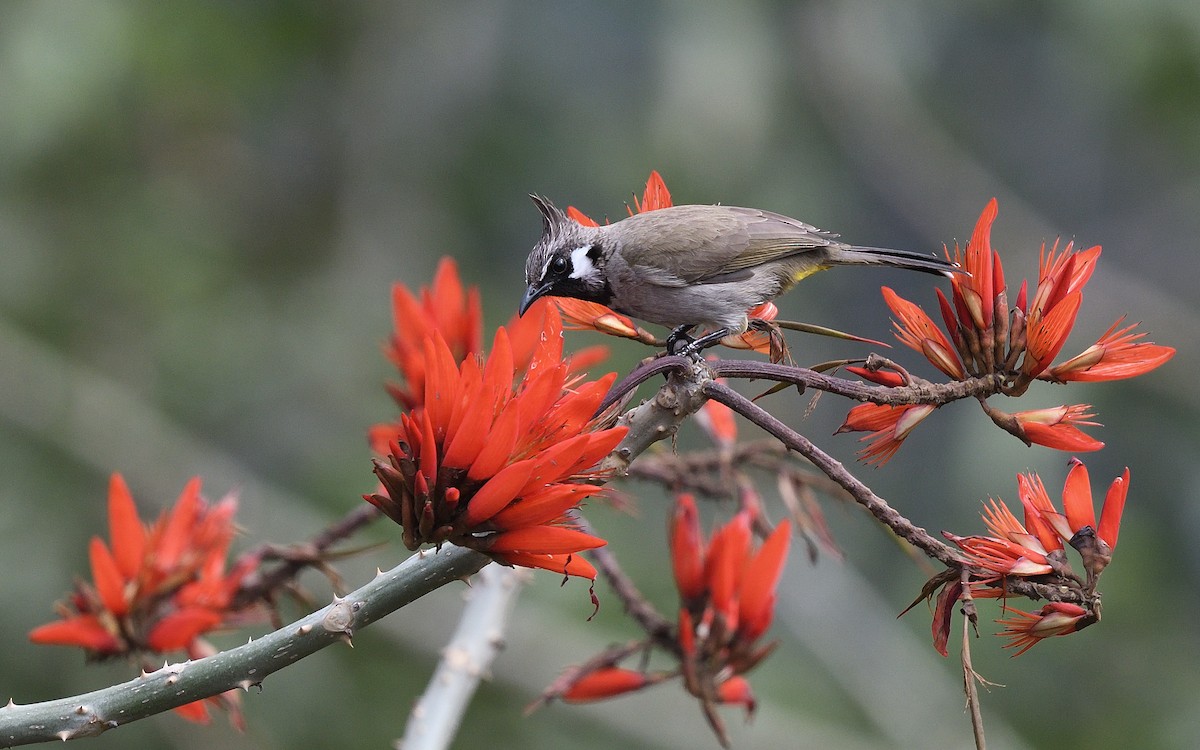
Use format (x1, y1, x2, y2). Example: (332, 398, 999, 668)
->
(549, 256, 569, 275)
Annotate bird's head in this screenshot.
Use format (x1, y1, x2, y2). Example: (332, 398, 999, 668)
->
(520, 195, 612, 316)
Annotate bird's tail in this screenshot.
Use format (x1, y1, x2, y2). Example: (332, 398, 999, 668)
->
(829, 245, 960, 277)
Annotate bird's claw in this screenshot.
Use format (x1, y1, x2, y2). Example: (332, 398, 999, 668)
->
(666, 326, 730, 359)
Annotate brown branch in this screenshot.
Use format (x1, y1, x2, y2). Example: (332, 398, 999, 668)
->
(710, 358, 999, 406)
(594, 354, 694, 417)
(702, 379, 963, 566)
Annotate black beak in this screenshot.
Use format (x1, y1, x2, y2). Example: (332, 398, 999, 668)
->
(518, 283, 552, 317)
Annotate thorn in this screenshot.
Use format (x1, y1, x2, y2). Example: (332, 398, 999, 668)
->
(75, 705, 89, 715)
(4, 698, 17, 709)
(458, 575, 474, 587)
(338, 633, 354, 648)
(295, 623, 313, 636)
(375, 567, 385, 578)
(236, 679, 255, 692)
(57, 730, 71, 742)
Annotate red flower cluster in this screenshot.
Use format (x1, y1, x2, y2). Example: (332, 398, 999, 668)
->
(842, 199, 1174, 462)
(555, 171, 777, 353)
(946, 458, 1127, 586)
(29, 474, 258, 726)
(671, 496, 791, 706)
(368, 319, 627, 579)
(933, 459, 1125, 655)
(560, 495, 791, 740)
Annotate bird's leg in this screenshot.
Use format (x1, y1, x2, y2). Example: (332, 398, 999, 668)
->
(666, 324, 697, 356)
(676, 327, 731, 357)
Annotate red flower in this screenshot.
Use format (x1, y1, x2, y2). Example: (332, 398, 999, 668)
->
(719, 302, 780, 355)
(670, 495, 790, 707)
(945, 460, 1129, 584)
(384, 257, 483, 410)
(552, 496, 789, 744)
(1020, 240, 1100, 378)
(29, 474, 258, 727)
(368, 324, 627, 579)
(372, 271, 610, 455)
(997, 602, 1090, 656)
(836, 402, 935, 466)
(562, 667, 652, 703)
(1047, 316, 1176, 382)
(555, 297, 652, 342)
(882, 199, 1172, 388)
(631, 169, 673, 213)
(873, 199, 1172, 460)
(1011, 404, 1104, 452)
(950, 198, 1002, 334)
(882, 287, 965, 380)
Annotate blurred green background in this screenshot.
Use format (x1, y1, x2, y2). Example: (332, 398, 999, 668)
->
(1, 2, 1196, 748)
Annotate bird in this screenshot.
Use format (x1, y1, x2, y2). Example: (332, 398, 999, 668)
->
(519, 195, 960, 354)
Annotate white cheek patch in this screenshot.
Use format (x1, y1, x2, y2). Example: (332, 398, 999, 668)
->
(568, 245, 594, 279)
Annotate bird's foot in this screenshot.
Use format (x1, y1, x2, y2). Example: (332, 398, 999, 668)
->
(668, 327, 731, 358)
(666, 325, 697, 356)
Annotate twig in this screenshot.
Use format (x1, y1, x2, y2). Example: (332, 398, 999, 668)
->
(232, 505, 383, 610)
(0, 546, 489, 746)
(962, 614, 987, 750)
(398, 564, 526, 750)
(702, 380, 962, 566)
(594, 355, 693, 417)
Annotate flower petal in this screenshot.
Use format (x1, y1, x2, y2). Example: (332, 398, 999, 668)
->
(1097, 468, 1129, 550)
(1061, 458, 1096, 535)
(89, 538, 128, 617)
(738, 520, 791, 642)
(563, 668, 650, 702)
(107, 473, 146, 580)
(488, 526, 606, 556)
(461, 459, 537, 527)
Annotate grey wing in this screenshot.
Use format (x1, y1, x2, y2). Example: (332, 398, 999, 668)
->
(713, 206, 844, 274)
(614, 205, 844, 285)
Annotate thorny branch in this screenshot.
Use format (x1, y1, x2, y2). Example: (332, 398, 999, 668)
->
(0, 546, 490, 747)
(8, 346, 1095, 742)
